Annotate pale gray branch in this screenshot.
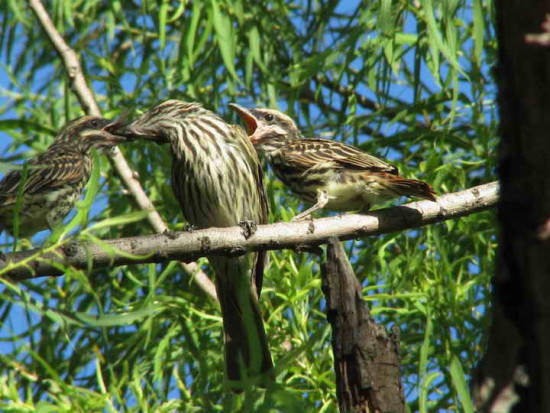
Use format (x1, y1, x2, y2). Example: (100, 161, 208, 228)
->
(0, 182, 498, 281)
(27, 0, 217, 300)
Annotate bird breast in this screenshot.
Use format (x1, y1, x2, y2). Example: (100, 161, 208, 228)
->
(170, 123, 261, 228)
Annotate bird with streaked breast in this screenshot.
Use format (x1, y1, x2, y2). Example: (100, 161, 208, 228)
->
(230, 104, 437, 221)
(0, 116, 125, 237)
(107, 100, 273, 386)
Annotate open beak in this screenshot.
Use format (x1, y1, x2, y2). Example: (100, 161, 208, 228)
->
(229, 103, 259, 140)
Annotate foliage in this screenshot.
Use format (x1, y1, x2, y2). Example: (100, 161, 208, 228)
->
(0, 0, 496, 411)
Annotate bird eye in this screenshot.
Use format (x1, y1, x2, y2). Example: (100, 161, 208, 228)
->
(264, 113, 274, 122)
(90, 119, 99, 128)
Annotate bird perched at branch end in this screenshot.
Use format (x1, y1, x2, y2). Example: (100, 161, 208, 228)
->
(0, 116, 125, 237)
(108, 100, 273, 387)
(230, 104, 437, 221)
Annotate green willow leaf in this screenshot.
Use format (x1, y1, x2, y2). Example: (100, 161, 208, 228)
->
(450, 355, 475, 413)
(210, 0, 239, 82)
(158, 0, 169, 50)
(0, 119, 55, 135)
(75, 306, 160, 327)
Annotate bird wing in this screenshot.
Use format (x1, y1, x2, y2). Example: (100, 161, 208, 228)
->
(0, 150, 89, 206)
(233, 125, 269, 294)
(235, 125, 269, 225)
(281, 138, 399, 174)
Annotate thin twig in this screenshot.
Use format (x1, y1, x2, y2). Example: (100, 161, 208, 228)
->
(0, 182, 499, 281)
(27, 0, 217, 300)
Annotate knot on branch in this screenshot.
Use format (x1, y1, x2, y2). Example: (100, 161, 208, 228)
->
(199, 236, 211, 252)
(228, 246, 247, 257)
(61, 242, 79, 257)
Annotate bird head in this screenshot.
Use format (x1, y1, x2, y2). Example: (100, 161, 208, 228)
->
(106, 100, 207, 145)
(55, 116, 127, 152)
(229, 104, 302, 156)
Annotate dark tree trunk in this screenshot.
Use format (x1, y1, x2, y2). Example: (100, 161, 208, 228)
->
(321, 238, 405, 413)
(473, 1, 550, 411)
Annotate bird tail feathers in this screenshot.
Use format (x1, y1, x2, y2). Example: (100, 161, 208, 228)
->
(377, 173, 437, 202)
(210, 256, 273, 387)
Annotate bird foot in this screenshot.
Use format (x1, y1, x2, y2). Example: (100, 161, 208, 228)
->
(182, 224, 198, 233)
(292, 190, 329, 221)
(163, 228, 180, 239)
(291, 213, 312, 222)
(239, 220, 257, 239)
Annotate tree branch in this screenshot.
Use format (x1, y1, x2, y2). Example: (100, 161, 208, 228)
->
(322, 238, 405, 412)
(27, 0, 217, 300)
(0, 182, 498, 281)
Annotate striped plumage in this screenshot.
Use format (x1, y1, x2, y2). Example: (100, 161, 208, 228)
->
(0, 116, 123, 237)
(109, 100, 273, 384)
(230, 104, 437, 220)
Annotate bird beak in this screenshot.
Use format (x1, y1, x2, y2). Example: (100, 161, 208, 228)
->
(78, 120, 128, 148)
(85, 120, 128, 148)
(229, 103, 259, 138)
(99, 119, 130, 144)
(104, 119, 160, 143)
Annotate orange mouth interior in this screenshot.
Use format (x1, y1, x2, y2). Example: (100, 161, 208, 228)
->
(230, 105, 258, 136)
(243, 115, 258, 136)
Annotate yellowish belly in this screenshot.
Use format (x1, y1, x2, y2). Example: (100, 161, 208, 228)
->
(324, 179, 390, 211)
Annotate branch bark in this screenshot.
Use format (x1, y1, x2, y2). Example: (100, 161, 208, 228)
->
(0, 181, 498, 281)
(322, 238, 405, 412)
(27, 0, 217, 300)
